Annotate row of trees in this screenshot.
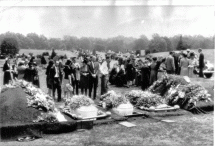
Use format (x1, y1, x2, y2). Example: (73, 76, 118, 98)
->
(0, 32, 214, 54)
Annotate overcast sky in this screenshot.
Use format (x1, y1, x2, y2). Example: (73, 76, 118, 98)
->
(0, 2, 214, 39)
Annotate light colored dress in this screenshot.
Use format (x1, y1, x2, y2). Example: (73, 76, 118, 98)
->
(157, 63, 166, 79)
(188, 58, 198, 78)
(180, 58, 189, 76)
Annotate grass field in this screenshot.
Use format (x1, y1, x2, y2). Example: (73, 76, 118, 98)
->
(0, 49, 214, 145)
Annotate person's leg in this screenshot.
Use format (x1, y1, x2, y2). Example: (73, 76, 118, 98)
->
(85, 88, 87, 96)
(52, 83, 56, 101)
(81, 87, 84, 95)
(72, 79, 75, 95)
(93, 77, 98, 99)
(100, 75, 104, 95)
(88, 76, 93, 98)
(48, 88, 52, 96)
(199, 68, 204, 77)
(69, 91, 73, 98)
(57, 82, 62, 102)
(75, 80, 78, 95)
(104, 75, 108, 94)
(77, 81, 79, 95)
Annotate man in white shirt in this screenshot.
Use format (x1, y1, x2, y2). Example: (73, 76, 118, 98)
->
(50, 61, 63, 102)
(100, 55, 111, 95)
(88, 56, 100, 99)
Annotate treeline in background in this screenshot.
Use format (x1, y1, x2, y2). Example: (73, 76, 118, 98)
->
(0, 32, 214, 54)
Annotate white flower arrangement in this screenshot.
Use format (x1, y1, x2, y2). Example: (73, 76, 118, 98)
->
(67, 95, 95, 110)
(101, 90, 129, 109)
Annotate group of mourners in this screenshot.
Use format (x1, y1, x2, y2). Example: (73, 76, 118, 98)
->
(2, 48, 205, 102)
(109, 48, 205, 90)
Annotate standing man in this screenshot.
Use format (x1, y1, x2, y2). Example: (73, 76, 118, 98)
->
(100, 56, 111, 95)
(173, 52, 179, 75)
(88, 56, 100, 99)
(165, 51, 175, 74)
(50, 61, 63, 102)
(198, 48, 204, 78)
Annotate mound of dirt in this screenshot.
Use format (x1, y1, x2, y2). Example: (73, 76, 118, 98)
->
(0, 87, 41, 126)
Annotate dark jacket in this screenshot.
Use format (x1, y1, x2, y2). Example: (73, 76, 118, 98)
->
(49, 66, 63, 84)
(199, 52, 204, 68)
(88, 61, 100, 77)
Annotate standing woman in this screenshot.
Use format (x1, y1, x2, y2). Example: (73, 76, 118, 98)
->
(157, 58, 166, 80)
(115, 58, 126, 87)
(179, 52, 190, 76)
(149, 57, 160, 85)
(135, 59, 143, 87)
(32, 62, 40, 88)
(41, 55, 47, 69)
(3, 58, 13, 85)
(125, 59, 134, 88)
(74, 63, 81, 95)
(188, 52, 198, 78)
(140, 60, 151, 90)
(46, 60, 54, 96)
(23, 62, 34, 83)
(80, 58, 89, 95)
(62, 59, 73, 99)
(131, 58, 136, 85)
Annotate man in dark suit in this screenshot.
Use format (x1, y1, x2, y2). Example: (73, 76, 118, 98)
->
(50, 61, 63, 102)
(173, 52, 179, 75)
(165, 51, 175, 74)
(198, 48, 204, 78)
(88, 55, 100, 99)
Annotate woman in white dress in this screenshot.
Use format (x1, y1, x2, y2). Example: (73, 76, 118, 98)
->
(188, 52, 198, 78)
(157, 58, 166, 80)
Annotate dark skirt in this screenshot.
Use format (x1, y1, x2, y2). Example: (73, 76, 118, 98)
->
(3, 72, 12, 85)
(109, 69, 117, 85)
(46, 76, 52, 89)
(80, 75, 89, 89)
(141, 67, 150, 90)
(115, 74, 126, 87)
(126, 71, 133, 81)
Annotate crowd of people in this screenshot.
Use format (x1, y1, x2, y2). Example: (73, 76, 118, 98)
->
(2, 48, 207, 102)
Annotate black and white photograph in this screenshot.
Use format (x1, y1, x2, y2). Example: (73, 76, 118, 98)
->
(0, 0, 214, 145)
